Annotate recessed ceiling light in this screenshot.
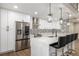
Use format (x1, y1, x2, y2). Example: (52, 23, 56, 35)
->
(14, 5, 18, 9)
(34, 11, 38, 15)
(77, 19, 79, 21)
(69, 14, 72, 17)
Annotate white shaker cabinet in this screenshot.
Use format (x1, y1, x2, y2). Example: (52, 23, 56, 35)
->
(0, 9, 31, 52)
(7, 11, 17, 51)
(0, 9, 8, 52)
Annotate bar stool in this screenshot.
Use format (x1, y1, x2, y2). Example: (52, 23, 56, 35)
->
(65, 34, 72, 55)
(70, 33, 78, 48)
(65, 33, 78, 55)
(69, 33, 78, 55)
(50, 36, 66, 56)
(74, 33, 78, 40)
(68, 34, 75, 54)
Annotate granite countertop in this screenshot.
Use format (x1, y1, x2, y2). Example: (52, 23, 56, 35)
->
(30, 33, 71, 44)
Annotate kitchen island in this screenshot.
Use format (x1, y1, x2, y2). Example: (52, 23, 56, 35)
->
(30, 33, 75, 56)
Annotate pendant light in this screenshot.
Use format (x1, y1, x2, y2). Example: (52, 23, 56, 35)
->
(47, 3, 53, 23)
(59, 8, 63, 24)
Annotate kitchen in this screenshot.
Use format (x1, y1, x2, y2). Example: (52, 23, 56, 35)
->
(0, 3, 79, 56)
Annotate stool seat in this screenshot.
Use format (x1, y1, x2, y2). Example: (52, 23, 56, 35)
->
(50, 42, 58, 46)
(66, 35, 71, 44)
(50, 42, 65, 49)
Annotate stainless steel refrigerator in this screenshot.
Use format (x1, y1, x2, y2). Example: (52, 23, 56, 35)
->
(15, 21, 30, 51)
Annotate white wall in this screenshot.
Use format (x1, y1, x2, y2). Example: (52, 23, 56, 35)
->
(0, 8, 31, 52)
(74, 23, 79, 39)
(69, 22, 74, 33)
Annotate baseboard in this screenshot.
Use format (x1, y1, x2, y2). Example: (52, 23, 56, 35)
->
(0, 50, 14, 55)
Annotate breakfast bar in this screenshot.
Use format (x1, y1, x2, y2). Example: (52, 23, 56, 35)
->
(30, 33, 76, 56)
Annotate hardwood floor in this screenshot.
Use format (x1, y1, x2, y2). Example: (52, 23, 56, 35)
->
(0, 49, 31, 56)
(71, 39, 79, 56)
(66, 39, 79, 56)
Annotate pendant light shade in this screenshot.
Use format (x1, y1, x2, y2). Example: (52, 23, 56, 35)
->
(48, 14, 52, 22)
(60, 19, 63, 24)
(59, 8, 63, 24)
(47, 3, 53, 23)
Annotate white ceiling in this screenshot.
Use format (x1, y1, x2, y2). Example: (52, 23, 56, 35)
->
(0, 3, 76, 20)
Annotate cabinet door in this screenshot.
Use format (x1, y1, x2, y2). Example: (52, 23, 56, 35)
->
(7, 11, 17, 51)
(0, 9, 8, 52)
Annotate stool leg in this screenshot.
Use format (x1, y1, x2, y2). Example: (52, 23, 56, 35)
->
(71, 42, 72, 49)
(68, 43, 73, 54)
(67, 44, 69, 56)
(55, 49, 57, 56)
(67, 44, 69, 52)
(66, 43, 73, 56)
(62, 47, 64, 56)
(70, 42, 73, 53)
(67, 44, 69, 50)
